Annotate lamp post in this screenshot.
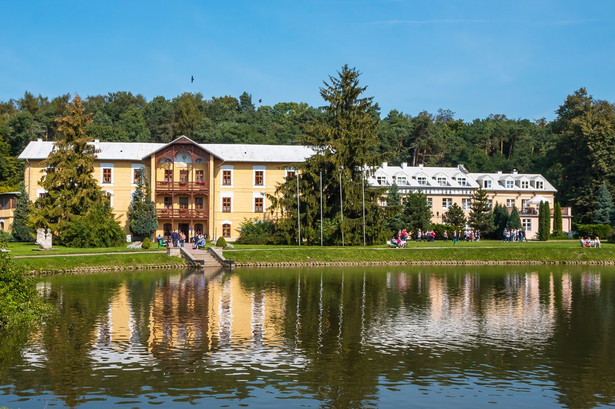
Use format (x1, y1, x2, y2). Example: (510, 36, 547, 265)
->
(297, 171, 301, 246)
(339, 168, 344, 246)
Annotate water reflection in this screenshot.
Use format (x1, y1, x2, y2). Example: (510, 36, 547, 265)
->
(1, 266, 614, 408)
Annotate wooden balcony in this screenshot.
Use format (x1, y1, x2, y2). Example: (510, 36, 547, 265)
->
(155, 181, 209, 193)
(157, 208, 209, 219)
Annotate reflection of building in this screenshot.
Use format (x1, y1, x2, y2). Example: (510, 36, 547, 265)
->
(370, 163, 572, 239)
(19, 137, 312, 241)
(0, 191, 18, 232)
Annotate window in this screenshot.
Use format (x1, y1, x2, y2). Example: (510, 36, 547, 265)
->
(376, 176, 386, 186)
(254, 170, 264, 186)
(483, 180, 492, 188)
(506, 199, 515, 207)
(0, 221, 3, 231)
(522, 218, 532, 231)
(254, 197, 264, 213)
(179, 197, 188, 210)
(437, 177, 447, 186)
(536, 181, 544, 189)
(505, 180, 514, 189)
(103, 190, 113, 207)
(396, 176, 407, 185)
(521, 199, 529, 210)
(133, 167, 142, 185)
(222, 223, 231, 238)
(458, 177, 467, 186)
(427, 198, 433, 209)
(195, 197, 204, 210)
(180, 170, 189, 183)
(164, 223, 172, 236)
(38, 192, 48, 199)
(287, 170, 296, 180)
(462, 198, 472, 210)
(222, 197, 231, 212)
(164, 196, 172, 209)
(486, 199, 493, 208)
(102, 168, 112, 184)
(521, 180, 529, 189)
(442, 198, 452, 209)
(194, 223, 203, 234)
(164, 169, 173, 182)
(417, 176, 427, 185)
(222, 170, 232, 186)
(195, 169, 204, 183)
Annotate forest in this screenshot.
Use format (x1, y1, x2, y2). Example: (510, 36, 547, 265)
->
(0, 85, 614, 225)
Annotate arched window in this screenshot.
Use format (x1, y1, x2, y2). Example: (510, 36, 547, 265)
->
(222, 223, 231, 238)
(174, 151, 192, 164)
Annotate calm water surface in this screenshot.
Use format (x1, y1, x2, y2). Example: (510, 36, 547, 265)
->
(1, 265, 614, 408)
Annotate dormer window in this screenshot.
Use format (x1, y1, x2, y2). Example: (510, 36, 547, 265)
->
(536, 181, 544, 189)
(458, 177, 467, 186)
(417, 176, 427, 185)
(396, 176, 407, 185)
(437, 177, 447, 186)
(505, 180, 514, 189)
(483, 180, 492, 188)
(376, 176, 386, 186)
(521, 180, 529, 189)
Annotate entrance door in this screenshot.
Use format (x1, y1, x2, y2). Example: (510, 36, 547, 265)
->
(178, 223, 189, 240)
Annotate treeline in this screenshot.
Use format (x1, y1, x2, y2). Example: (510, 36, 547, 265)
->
(1, 86, 614, 224)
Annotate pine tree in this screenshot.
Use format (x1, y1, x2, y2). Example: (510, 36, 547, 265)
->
(552, 202, 563, 236)
(29, 95, 124, 246)
(11, 183, 34, 242)
(442, 202, 466, 230)
(506, 206, 522, 229)
(403, 191, 433, 232)
(128, 171, 158, 239)
(468, 188, 494, 234)
(593, 183, 613, 225)
(269, 65, 387, 245)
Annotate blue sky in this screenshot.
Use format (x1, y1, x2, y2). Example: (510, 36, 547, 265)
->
(1, 0, 614, 121)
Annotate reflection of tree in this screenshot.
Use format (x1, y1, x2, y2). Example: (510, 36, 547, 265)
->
(40, 275, 122, 408)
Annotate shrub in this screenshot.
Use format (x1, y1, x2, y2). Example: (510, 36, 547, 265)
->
(0, 254, 50, 329)
(61, 204, 126, 248)
(0, 230, 12, 244)
(576, 224, 611, 239)
(216, 236, 228, 248)
(237, 218, 279, 244)
(432, 224, 454, 240)
(141, 237, 151, 249)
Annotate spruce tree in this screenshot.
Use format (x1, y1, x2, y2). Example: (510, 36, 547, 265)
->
(403, 191, 433, 232)
(385, 183, 405, 233)
(269, 65, 387, 245)
(593, 183, 613, 225)
(506, 206, 522, 229)
(492, 203, 509, 239)
(128, 171, 158, 239)
(552, 202, 563, 236)
(468, 188, 494, 234)
(442, 202, 466, 230)
(11, 183, 34, 242)
(538, 201, 551, 241)
(29, 95, 124, 246)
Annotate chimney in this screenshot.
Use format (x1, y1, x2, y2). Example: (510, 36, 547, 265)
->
(401, 162, 407, 169)
(513, 169, 518, 175)
(37, 138, 42, 142)
(418, 164, 423, 168)
(382, 162, 388, 168)
(497, 171, 502, 174)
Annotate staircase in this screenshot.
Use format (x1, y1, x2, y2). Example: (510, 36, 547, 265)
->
(180, 247, 233, 268)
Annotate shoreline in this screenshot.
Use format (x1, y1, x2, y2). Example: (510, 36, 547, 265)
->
(235, 259, 615, 267)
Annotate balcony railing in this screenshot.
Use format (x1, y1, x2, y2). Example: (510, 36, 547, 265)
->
(155, 181, 209, 192)
(156, 208, 208, 219)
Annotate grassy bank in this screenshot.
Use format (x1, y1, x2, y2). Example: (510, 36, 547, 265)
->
(4, 242, 184, 273)
(224, 240, 615, 265)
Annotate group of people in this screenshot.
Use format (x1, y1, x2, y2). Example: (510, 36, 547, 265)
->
(157, 231, 207, 249)
(389, 228, 482, 247)
(580, 236, 601, 248)
(503, 228, 526, 242)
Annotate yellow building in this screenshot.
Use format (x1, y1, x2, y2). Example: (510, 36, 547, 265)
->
(0, 192, 19, 232)
(19, 136, 311, 241)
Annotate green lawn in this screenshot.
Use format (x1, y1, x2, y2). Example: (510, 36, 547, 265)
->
(4, 241, 168, 256)
(224, 240, 615, 264)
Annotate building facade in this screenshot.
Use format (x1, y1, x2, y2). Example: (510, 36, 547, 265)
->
(19, 136, 312, 241)
(18, 138, 570, 241)
(0, 192, 18, 233)
(370, 163, 572, 239)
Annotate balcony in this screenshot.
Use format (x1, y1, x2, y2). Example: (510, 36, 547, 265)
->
(157, 208, 209, 219)
(156, 181, 209, 193)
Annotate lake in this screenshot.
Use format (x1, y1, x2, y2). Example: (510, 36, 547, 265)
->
(1, 265, 614, 408)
